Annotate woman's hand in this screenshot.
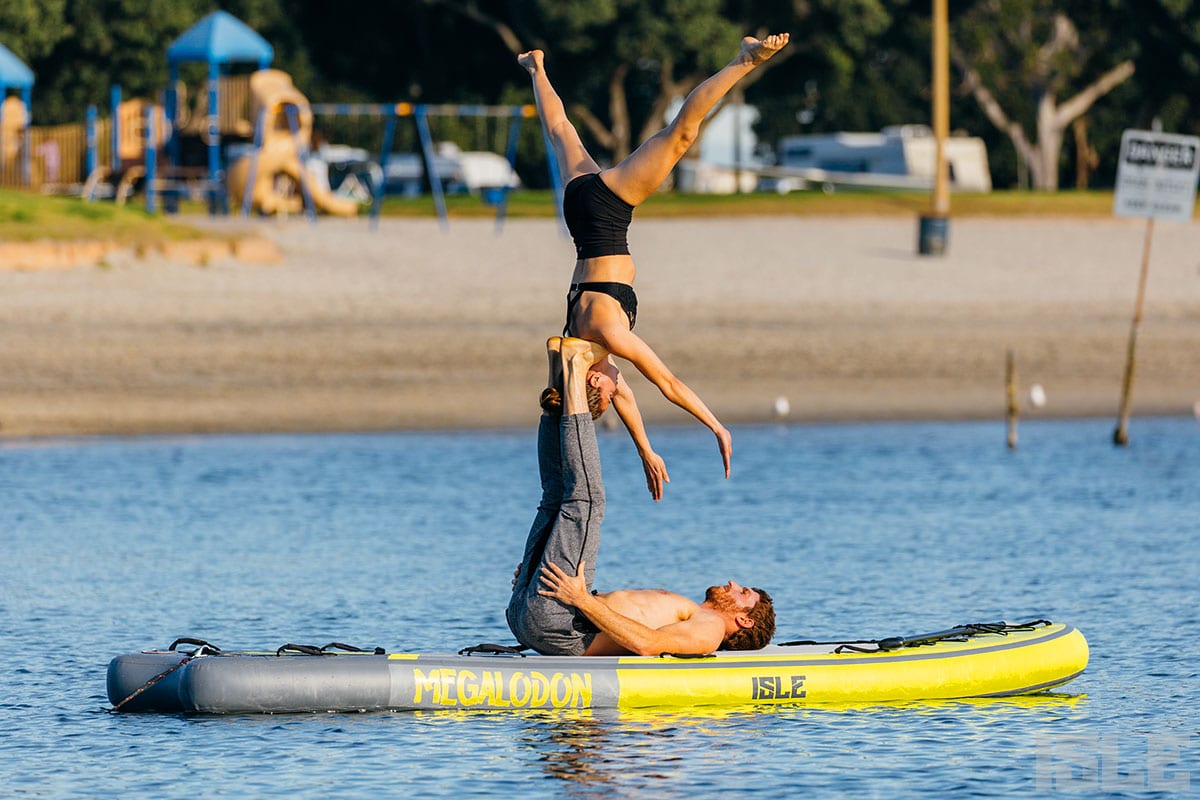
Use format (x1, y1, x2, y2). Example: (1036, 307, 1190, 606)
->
(538, 560, 591, 609)
(640, 450, 670, 502)
(715, 426, 732, 478)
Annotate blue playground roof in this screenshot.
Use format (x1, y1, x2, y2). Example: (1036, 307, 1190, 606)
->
(0, 42, 34, 89)
(167, 10, 273, 66)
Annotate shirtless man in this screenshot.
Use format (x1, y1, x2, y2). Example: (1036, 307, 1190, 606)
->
(540, 562, 775, 656)
(506, 337, 775, 656)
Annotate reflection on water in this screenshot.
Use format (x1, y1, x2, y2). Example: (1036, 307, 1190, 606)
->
(1, 418, 1198, 797)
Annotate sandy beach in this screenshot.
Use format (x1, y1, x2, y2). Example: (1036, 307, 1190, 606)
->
(2, 213, 1198, 438)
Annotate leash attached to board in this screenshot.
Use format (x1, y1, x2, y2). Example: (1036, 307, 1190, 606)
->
(109, 638, 222, 712)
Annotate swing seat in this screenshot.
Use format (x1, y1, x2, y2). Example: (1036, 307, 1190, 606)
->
(481, 186, 507, 206)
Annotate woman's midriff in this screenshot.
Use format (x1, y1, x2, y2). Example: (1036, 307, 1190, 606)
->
(570, 254, 636, 285)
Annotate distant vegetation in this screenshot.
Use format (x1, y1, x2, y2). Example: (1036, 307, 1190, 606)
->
(0, 1, 1196, 193)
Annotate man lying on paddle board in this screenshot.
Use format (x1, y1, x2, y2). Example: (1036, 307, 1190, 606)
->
(539, 563, 775, 656)
(506, 337, 775, 656)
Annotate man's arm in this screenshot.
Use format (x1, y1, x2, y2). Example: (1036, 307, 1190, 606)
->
(539, 561, 725, 656)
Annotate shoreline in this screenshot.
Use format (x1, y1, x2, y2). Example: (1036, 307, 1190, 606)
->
(2, 215, 1197, 439)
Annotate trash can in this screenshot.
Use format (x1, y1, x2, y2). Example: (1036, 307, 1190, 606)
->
(917, 214, 949, 256)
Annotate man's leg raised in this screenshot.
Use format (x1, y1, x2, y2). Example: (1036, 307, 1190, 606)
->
(508, 338, 608, 655)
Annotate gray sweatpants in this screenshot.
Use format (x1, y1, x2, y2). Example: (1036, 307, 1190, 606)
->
(506, 412, 604, 655)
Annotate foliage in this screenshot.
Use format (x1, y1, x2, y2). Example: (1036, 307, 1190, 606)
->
(2, 0, 1196, 191)
(0, 0, 70, 63)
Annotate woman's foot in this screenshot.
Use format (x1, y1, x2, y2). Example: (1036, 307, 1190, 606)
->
(560, 338, 608, 416)
(560, 337, 608, 372)
(517, 50, 545, 74)
(739, 33, 789, 66)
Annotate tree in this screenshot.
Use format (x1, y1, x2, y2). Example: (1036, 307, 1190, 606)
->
(16, 0, 208, 124)
(0, 0, 70, 64)
(419, 0, 754, 162)
(953, 0, 1135, 190)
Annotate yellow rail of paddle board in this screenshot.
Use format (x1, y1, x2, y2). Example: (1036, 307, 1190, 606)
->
(613, 623, 1087, 708)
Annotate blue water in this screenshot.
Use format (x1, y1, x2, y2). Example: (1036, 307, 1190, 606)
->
(2, 418, 1198, 798)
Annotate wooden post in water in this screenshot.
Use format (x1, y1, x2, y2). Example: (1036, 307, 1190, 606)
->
(1113, 218, 1155, 446)
(1006, 349, 1018, 450)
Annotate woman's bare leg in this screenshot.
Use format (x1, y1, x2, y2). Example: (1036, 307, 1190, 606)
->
(518, 50, 602, 181)
(602, 34, 789, 205)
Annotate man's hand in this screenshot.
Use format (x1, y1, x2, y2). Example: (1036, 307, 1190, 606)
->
(538, 560, 592, 609)
(640, 450, 670, 502)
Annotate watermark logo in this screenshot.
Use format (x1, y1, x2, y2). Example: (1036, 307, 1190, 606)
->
(1035, 732, 1193, 793)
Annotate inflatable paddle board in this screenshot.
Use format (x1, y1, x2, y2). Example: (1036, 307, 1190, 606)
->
(107, 620, 1087, 714)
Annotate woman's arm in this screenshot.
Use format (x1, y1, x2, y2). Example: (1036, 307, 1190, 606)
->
(609, 371, 670, 501)
(518, 50, 600, 181)
(597, 324, 732, 478)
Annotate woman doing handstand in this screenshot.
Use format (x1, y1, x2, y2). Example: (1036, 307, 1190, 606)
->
(519, 33, 789, 492)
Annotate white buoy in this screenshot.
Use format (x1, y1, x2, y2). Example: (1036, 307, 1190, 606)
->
(773, 396, 791, 418)
(1029, 384, 1047, 408)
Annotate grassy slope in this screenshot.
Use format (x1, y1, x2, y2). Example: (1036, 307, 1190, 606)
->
(0, 189, 203, 243)
(0, 186, 1137, 242)
(377, 188, 1124, 219)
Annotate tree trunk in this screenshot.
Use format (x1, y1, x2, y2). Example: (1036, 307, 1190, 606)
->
(1034, 93, 1061, 190)
(959, 59, 1133, 191)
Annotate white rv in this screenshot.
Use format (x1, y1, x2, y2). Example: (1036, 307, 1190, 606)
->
(768, 125, 991, 192)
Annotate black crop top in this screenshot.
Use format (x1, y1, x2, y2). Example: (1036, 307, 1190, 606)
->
(562, 173, 634, 259)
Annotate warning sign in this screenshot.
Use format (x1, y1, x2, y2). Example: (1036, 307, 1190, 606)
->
(1113, 129, 1200, 222)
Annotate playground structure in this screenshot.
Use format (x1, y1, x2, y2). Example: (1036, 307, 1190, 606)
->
(308, 101, 552, 229)
(227, 69, 357, 217)
(80, 90, 171, 203)
(0, 42, 34, 187)
(2, 11, 561, 229)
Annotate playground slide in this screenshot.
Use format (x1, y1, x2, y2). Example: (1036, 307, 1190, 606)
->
(226, 69, 358, 217)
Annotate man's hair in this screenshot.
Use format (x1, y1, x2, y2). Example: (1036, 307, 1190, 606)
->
(720, 589, 775, 651)
(538, 385, 605, 420)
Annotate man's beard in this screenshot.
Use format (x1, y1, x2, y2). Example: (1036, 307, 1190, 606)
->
(705, 585, 743, 615)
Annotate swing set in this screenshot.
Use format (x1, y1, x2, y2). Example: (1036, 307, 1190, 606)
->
(308, 101, 561, 230)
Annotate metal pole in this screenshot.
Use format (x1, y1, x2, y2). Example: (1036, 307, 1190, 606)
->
(145, 106, 157, 214)
(110, 85, 122, 172)
(241, 107, 266, 218)
(931, 0, 950, 217)
(1113, 218, 1155, 446)
(414, 105, 448, 231)
(918, 0, 951, 255)
(85, 105, 98, 181)
(207, 61, 222, 214)
(166, 66, 179, 167)
(370, 109, 399, 229)
(494, 105, 524, 234)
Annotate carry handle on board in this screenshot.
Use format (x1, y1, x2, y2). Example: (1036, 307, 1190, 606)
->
(274, 642, 386, 656)
(167, 637, 221, 655)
